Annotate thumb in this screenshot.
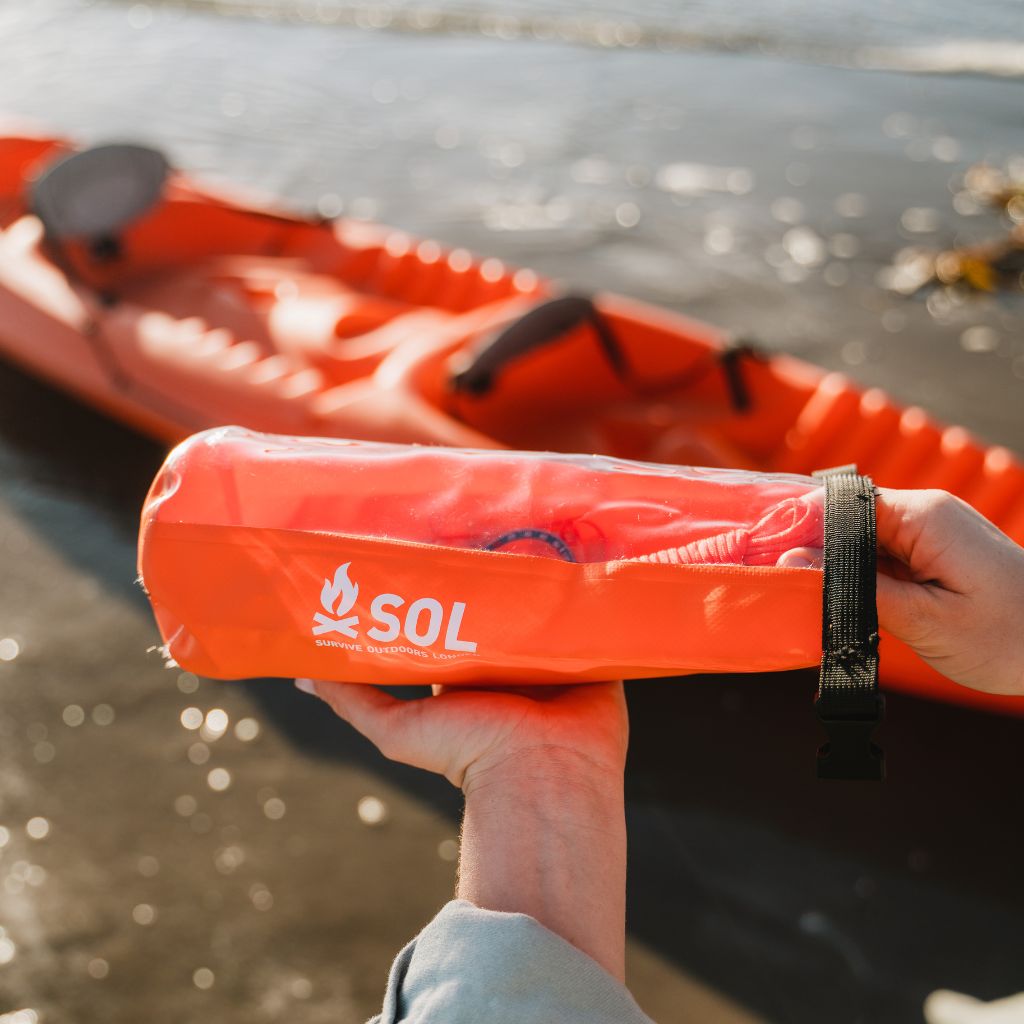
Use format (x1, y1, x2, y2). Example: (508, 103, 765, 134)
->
(875, 571, 922, 643)
(875, 568, 948, 651)
(874, 487, 925, 564)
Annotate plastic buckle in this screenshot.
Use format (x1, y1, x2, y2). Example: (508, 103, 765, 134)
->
(816, 696, 885, 781)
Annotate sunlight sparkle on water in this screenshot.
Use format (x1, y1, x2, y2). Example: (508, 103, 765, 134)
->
(263, 798, 286, 821)
(193, 967, 215, 990)
(92, 704, 115, 726)
(25, 818, 48, 840)
(174, 795, 197, 817)
(62, 705, 85, 727)
(234, 717, 260, 742)
(32, 743, 54, 765)
(132, 903, 157, 926)
(357, 796, 388, 827)
(177, 672, 199, 694)
(249, 883, 273, 911)
(138, 855, 160, 877)
(87, 958, 109, 980)
(214, 845, 244, 874)
(201, 709, 229, 741)
(180, 707, 203, 730)
(961, 326, 999, 353)
(188, 743, 210, 765)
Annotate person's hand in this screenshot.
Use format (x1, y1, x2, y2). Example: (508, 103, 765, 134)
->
(925, 988, 1024, 1024)
(293, 678, 628, 794)
(875, 488, 1024, 695)
(295, 678, 631, 980)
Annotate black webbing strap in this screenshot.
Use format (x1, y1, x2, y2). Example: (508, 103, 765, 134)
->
(449, 294, 627, 396)
(814, 469, 885, 781)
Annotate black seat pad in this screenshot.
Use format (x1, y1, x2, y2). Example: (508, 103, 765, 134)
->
(30, 142, 169, 242)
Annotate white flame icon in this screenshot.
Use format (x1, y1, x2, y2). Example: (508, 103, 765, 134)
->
(321, 563, 359, 616)
(313, 563, 360, 637)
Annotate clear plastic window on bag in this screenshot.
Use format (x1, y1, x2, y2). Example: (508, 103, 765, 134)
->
(145, 427, 824, 568)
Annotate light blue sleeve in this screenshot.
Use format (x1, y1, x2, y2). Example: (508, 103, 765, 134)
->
(367, 899, 657, 1024)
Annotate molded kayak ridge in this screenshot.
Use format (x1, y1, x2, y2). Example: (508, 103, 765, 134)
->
(0, 128, 1021, 712)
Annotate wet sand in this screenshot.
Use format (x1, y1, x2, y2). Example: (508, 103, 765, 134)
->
(0, 364, 760, 1021)
(0, 3, 1023, 1022)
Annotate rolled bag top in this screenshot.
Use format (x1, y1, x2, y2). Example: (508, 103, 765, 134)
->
(137, 426, 829, 685)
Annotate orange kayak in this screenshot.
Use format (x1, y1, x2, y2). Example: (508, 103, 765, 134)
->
(2, 127, 1022, 713)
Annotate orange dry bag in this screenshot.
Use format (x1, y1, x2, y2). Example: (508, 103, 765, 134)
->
(138, 428, 884, 778)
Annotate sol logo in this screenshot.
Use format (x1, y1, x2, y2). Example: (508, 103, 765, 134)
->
(312, 563, 478, 653)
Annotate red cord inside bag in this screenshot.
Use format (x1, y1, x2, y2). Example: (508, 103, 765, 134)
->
(138, 427, 825, 684)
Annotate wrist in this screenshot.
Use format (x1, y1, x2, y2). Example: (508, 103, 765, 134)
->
(462, 752, 625, 841)
(457, 745, 627, 981)
(462, 744, 625, 805)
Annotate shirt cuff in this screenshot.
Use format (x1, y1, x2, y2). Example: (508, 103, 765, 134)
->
(370, 899, 656, 1024)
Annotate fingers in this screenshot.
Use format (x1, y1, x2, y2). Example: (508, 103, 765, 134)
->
(776, 546, 821, 569)
(924, 990, 984, 1024)
(875, 487, 967, 565)
(874, 487, 931, 563)
(877, 488, 1016, 595)
(296, 678, 474, 774)
(922, 989, 1024, 1024)
(295, 677, 405, 752)
(875, 488, 971, 590)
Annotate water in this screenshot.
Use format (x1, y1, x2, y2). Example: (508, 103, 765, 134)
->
(0, 2, 1023, 1022)
(149, 0, 1024, 76)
